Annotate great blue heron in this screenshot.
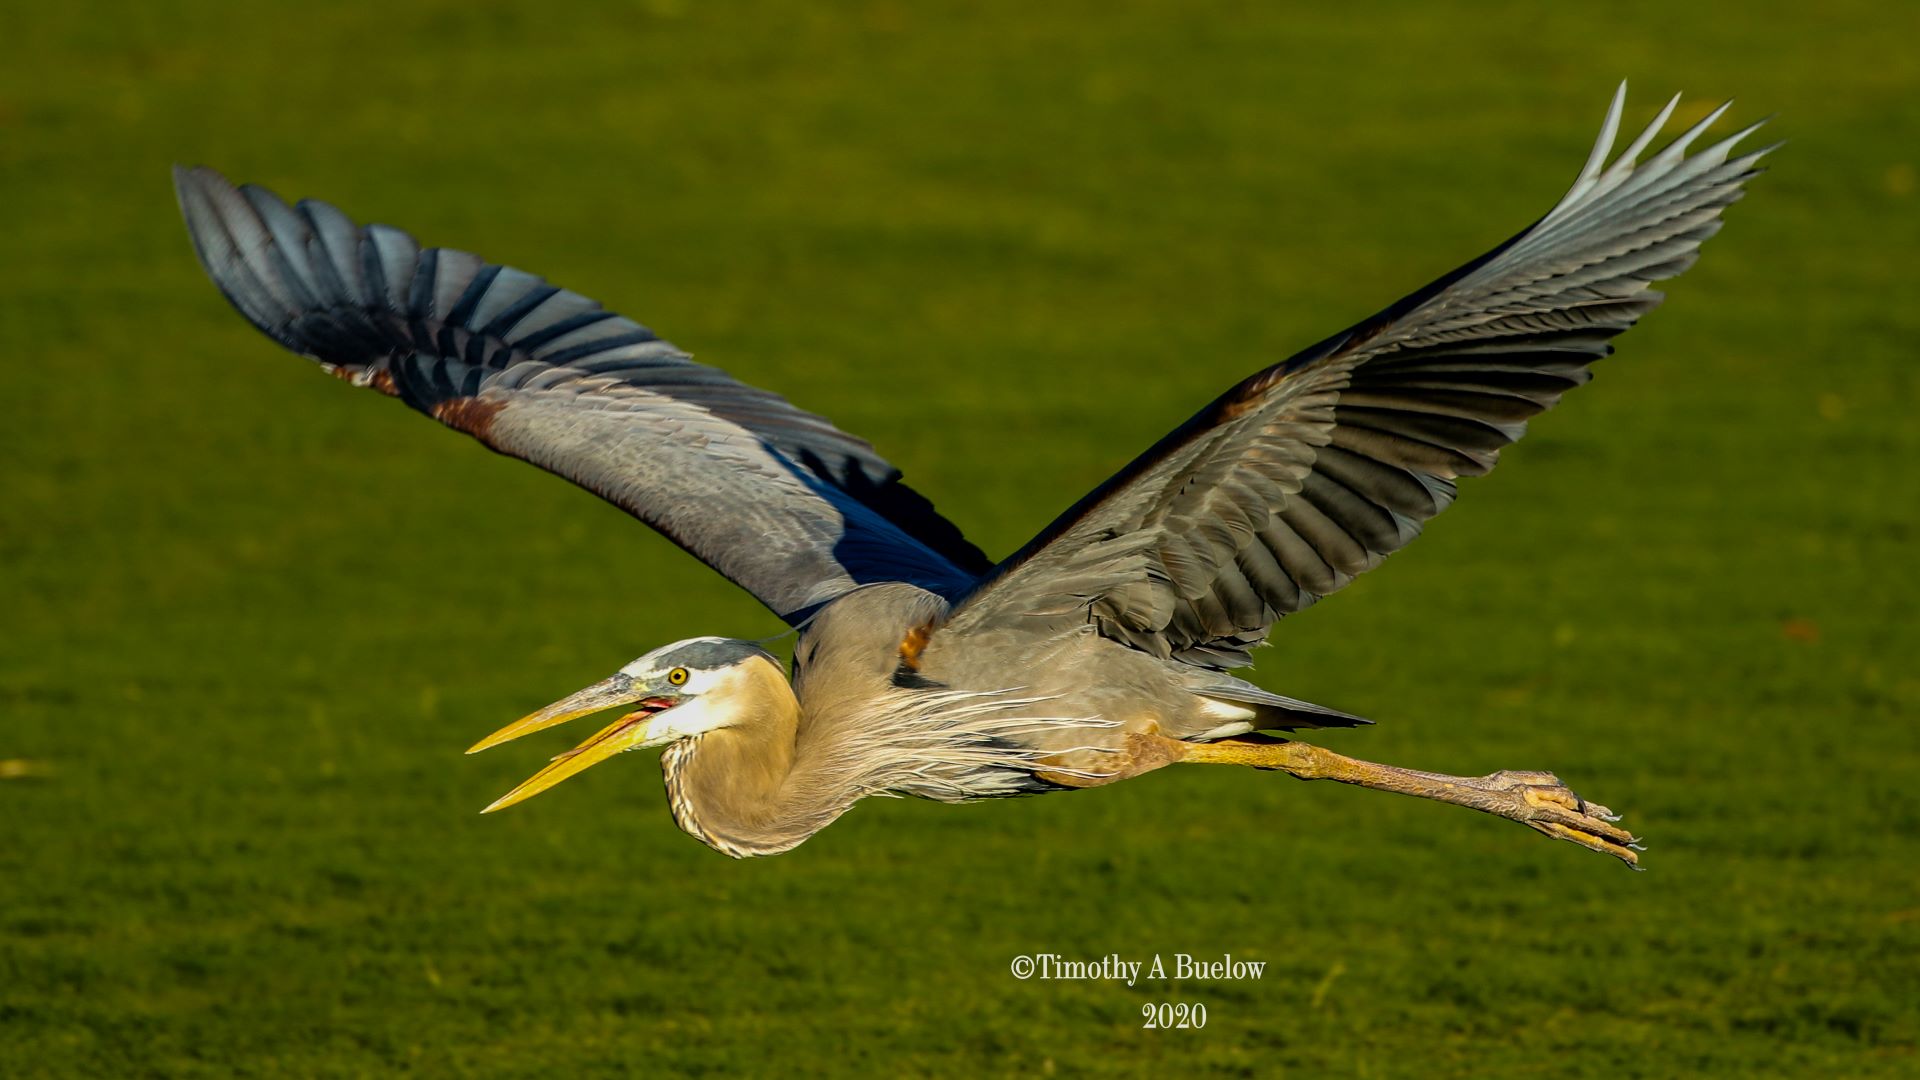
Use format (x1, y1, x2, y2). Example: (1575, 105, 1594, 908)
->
(177, 87, 1768, 867)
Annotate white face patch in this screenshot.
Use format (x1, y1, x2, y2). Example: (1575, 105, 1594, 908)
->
(643, 692, 735, 744)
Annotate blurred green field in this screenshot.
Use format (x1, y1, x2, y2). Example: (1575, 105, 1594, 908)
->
(4, 1, 1917, 1076)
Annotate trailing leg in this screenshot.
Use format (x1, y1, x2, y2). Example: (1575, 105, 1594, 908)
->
(1165, 733, 1642, 868)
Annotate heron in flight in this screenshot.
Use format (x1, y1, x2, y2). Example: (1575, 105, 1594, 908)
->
(177, 88, 1768, 866)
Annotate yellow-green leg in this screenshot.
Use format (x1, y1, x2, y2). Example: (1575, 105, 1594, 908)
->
(1170, 734, 1642, 868)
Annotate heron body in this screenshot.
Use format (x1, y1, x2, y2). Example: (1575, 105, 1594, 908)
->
(177, 87, 1771, 866)
(557, 584, 1338, 857)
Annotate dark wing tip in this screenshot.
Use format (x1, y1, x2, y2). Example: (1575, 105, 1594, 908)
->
(173, 164, 297, 342)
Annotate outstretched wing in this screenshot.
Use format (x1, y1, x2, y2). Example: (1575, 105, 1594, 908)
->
(175, 167, 991, 623)
(948, 87, 1773, 668)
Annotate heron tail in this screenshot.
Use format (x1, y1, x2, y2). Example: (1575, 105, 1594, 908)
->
(1189, 674, 1372, 732)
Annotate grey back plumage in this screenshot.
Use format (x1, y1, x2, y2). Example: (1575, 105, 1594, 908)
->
(947, 88, 1772, 668)
(173, 166, 988, 623)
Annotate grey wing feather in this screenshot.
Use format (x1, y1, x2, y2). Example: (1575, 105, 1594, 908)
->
(949, 86, 1773, 668)
(175, 167, 988, 622)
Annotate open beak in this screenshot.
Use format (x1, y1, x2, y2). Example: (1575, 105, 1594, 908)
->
(466, 675, 679, 813)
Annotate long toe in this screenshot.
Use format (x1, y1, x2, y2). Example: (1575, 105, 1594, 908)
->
(1505, 777, 1641, 869)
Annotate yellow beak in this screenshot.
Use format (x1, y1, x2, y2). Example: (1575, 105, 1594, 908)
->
(466, 675, 676, 813)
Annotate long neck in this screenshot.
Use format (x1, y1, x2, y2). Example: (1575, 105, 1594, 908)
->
(661, 657, 858, 857)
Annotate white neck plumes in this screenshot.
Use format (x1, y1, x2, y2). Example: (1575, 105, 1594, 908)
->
(656, 660, 1115, 858)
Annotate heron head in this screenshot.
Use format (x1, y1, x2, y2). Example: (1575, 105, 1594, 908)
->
(466, 637, 781, 813)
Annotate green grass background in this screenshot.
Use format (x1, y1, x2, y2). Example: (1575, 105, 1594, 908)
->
(4, 1, 1916, 1075)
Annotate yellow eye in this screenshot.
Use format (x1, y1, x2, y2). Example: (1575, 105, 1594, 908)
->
(667, 667, 689, 686)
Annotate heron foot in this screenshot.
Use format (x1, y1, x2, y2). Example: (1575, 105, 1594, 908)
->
(1471, 769, 1642, 870)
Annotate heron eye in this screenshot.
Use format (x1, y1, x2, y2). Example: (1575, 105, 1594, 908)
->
(667, 667, 689, 686)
